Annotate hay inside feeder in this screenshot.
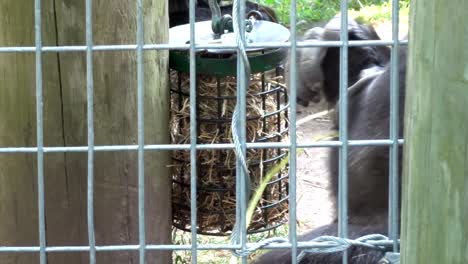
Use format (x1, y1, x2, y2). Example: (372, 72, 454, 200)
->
(170, 69, 290, 235)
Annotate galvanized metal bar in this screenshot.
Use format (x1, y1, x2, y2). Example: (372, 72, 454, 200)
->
(85, 0, 96, 263)
(136, 0, 146, 262)
(238, 0, 248, 263)
(0, 139, 407, 153)
(233, 0, 241, 250)
(234, 3, 242, 263)
(389, 0, 401, 253)
(288, 0, 299, 262)
(338, 1, 349, 263)
(189, 0, 198, 262)
(0, 238, 398, 252)
(34, 0, 47, 263)
(299, 139, 405, 148)
(0, 40, 409, 53)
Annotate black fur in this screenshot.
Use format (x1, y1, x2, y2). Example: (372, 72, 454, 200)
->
(254, 16, 407, 263)
(253, 212, 389, 264)
(169, 0, 220, 15)
(320, 25, 391, 104)
(295, 18, 391, 107)
(330, 47, 406, 218)
(169, 1, 278, 28)
(294, 15, 405, 217)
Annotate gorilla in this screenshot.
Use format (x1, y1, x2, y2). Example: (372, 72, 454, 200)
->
(254, 14, 407, 264)
(296, 15, 391, 107)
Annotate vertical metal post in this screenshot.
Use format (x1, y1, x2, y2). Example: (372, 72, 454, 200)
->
(85, 0, 96, 263)
(189, 0, 198, 262)
(389, 0, 400, 252)
(136, 0, 146, 262)
(339, 1, 349, 263)
(289, 0, 298, 262)
(34, 0, 46, 263)
(234, 0, 241, 259)
(238, 0, 248, 263)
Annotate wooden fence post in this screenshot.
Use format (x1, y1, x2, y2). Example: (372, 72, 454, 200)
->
(402, 0, 468, 262)
(0, 1, 172, 263)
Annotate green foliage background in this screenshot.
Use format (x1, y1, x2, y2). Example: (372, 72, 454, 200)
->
(256, 0, 410, 32)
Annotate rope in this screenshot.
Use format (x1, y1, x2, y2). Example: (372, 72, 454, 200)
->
(228, 233, 393, 260)
(232, 237, 290, 258)
(228, 0, 253, 257)
(230, 0, 251, 177)
(297, 234, 390, 262)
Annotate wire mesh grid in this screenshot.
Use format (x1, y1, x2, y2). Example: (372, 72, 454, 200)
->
(0, 0, 408, 263)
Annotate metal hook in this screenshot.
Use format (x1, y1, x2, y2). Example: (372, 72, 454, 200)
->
(208, 0, 253, 38)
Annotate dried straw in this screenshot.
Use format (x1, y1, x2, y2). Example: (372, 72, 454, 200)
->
(170, 69, 289, 235)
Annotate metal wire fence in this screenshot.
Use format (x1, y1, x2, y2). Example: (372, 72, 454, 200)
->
(0, 0, 407, 263)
